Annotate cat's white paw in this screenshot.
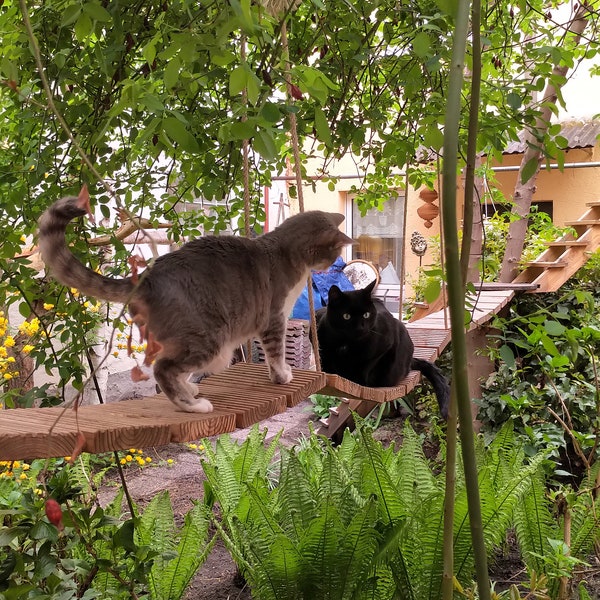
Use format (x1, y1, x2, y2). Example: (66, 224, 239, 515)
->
(179, 397, 214, 413)
(270, 364, 293, 385)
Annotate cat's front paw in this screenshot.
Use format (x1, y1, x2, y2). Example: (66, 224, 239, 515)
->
(177, 397, 214, 413)
(270, 364, 293, 385)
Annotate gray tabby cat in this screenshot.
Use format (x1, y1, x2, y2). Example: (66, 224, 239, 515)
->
(38, 187, 353, 413)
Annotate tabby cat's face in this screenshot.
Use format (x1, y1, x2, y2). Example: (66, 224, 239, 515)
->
(326, 282, 377, 339)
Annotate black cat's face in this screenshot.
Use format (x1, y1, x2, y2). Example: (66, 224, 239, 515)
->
(326, 282, 377, 338)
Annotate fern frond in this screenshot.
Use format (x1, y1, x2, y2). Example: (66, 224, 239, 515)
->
(152, 502, 213, 600)
(337, 495, 380, 599)
(137, 490, 175, 551)
(298, 497, 345, 598)
(356, 427, 404, 525)
(394, 423, 438, 507)
(513, 469, 558, 574)
(276, 448, 317, 540)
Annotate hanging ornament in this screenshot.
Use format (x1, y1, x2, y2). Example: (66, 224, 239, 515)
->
(410, 231, 428, 266)
(410, 231, 428, 257)
(417, 188, 440, 228)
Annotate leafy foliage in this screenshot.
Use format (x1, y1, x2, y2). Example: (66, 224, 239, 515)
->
(477, 259, 600, 471)
(0, 458, 211, 599)
(201, 423, 559, 600)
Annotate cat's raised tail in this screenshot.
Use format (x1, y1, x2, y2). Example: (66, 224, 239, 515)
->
(411, 357, 450, 419)
(38, 187, 135, 303)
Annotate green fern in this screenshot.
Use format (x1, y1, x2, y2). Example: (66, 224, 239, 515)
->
(151, 501, 213, 600)
(202, 422, 562, 600)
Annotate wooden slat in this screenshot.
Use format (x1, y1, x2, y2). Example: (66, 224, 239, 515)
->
(522, 260, 568, 268)
(319, 370, 421, 403)
(0, 396, 236, 461)
(564, 219, 600, 226)
(201, 363, 326, 407)
(0, 364, 326, 461)
(546, 240, 589, 247)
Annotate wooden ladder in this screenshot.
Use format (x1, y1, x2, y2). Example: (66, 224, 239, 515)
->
(512, 201, 600, 292)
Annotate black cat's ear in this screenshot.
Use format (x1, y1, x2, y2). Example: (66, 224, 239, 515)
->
(327, 285, 342, 304)
(363, 279, 377, 295)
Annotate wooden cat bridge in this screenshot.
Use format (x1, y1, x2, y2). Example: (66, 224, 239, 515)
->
(1, 202, 599, 461)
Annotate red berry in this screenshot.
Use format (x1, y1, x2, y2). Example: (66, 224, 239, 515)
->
(45, 499, 64, 531)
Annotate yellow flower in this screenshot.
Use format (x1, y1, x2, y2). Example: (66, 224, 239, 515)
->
(12, 461, 20, 469)
(4, 336, 15, 348)
(22, 345, 35, 354)
(43, 303, 55, 310)
(3, 373, 13, 381)
(112, 351, 119, 358)
(145, 457, 152, 463)
(22, 463, 30, 470)
(19, 473, 28, 480)
(0, 348, 6, 358)
(6, 357, 15, 363)
(167, 459, 174, 465)
(120, 458, 127, 465)
(125, 455, 133, 462)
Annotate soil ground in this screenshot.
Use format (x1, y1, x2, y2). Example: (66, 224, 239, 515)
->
(102, 371, 600, 600)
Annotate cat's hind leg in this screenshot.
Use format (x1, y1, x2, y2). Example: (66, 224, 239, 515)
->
(260, 315, 293, 385)
(154, 357, 213, 413)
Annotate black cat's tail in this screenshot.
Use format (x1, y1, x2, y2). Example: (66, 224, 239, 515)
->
(411, 357, 450, 419)
(38, 188, 135, 303)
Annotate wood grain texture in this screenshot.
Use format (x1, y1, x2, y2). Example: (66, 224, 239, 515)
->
(0, 365, 327, 461)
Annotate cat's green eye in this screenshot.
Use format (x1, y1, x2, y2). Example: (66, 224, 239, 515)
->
(343, 313, 351, 320)
(363, 312, 370, 318)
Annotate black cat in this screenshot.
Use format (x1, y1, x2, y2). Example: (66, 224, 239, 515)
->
(314, 280, 450, 419)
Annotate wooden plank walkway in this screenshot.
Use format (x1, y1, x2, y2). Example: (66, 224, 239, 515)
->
(0, 290, 516, 460)
(0, 364, 326, 461)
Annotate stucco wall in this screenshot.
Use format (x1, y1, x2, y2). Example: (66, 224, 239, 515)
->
(274, 142, 600, 300)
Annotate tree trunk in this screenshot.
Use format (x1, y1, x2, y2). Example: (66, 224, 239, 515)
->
(498, 4, 591, 283)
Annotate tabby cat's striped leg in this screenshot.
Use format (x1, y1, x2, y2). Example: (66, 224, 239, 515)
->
(154, 357, 213, 413)
(260, 314, 292, 385)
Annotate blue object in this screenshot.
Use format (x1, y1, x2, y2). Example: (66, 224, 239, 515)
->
(291, 256, 354, 319)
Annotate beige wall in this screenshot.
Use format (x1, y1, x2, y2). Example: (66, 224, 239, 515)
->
(484, 146, 600, 227)
(274, 153, 443, 299)
(274, 142, 600, 299)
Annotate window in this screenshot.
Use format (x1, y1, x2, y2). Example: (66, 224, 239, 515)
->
(350, 194, 406, 283)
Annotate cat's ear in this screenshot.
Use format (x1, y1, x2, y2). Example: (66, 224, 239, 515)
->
(327, 214, 356, 248)
(364, 279, 377, 295)
(327, 285, 343, 304)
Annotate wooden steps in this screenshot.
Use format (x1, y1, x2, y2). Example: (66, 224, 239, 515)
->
(0, 364, 326, 461)
(512, 201, 600, 292)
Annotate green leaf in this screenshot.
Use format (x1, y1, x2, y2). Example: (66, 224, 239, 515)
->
(142, 42, 157, 66)
(229, 66, 247, 96)
(74, 13, 93, 41)
(261, 102, 281, 123)
(162, 117, 200, 153)
(506, 92, 522, 110)
(424, 278, 441, 303)
(412, 32, 431, 58)
(114, 519, 137, 553)
(253, 130, 277, 160)
(83, 2, 112, 22)
(498, 344, 515, 368)
(520, 157, 539, 184)
(164, 57, 181, 91)
(313, 106, 332, 147)
(543, 320, 566, 336)
(61, 4, 81, 26)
